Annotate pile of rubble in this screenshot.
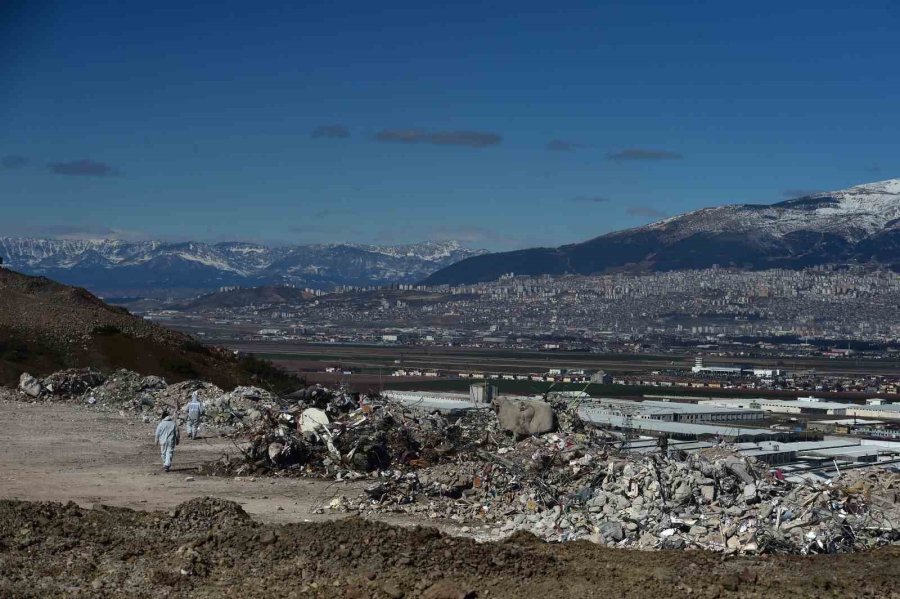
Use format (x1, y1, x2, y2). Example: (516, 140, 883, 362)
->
(80, 369, 168, 412)
(204, 390, 498, 478)
(200, 386, 281, 426)
(211, 389, 899, 555)
(338, 437, 900, 555)
(12, 369, 279, 429)
(9, 369, 900, 555)
(40, 368, 107, 396)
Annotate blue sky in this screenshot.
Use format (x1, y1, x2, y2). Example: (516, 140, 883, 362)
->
(1, 0, 898, 249)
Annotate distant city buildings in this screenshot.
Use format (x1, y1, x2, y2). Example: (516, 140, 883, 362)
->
(159, 266, 900, 348)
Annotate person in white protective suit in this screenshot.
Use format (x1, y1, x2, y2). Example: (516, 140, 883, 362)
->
(154, 408, 180, 472)
(185, 391, 205, 440)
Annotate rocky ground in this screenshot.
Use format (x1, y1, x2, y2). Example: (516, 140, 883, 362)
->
(2, 497, 900, 599)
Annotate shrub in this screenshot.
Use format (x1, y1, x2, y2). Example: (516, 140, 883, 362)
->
(161, 356, 199, 379)
(92, 324, 122, 336)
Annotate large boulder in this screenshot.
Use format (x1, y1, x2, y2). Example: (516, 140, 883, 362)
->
(18, 373, 43, 397)
(493, 398, 556, 436)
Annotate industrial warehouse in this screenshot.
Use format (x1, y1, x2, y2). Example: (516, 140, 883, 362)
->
(700, 396, 900, 420)
(382, 385, 900, 482)
(583, 397, 764, 423)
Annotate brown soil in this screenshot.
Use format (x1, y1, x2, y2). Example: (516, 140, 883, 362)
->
(1, 401, 900, 598)
(2, 498, 899, 599)
(0, 268, 299, 390)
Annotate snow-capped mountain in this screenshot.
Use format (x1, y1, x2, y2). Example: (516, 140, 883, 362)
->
(354, 240, 471, 261)
(424, 178, 900, 285)
(642, 178, 900, 242)
(0, 238, 485, 296)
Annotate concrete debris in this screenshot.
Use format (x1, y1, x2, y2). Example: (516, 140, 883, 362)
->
(299, 407, 330, 435)
(310, 397, 897, 556)
(204, 388, 496, 479)
(494, 398, 556, 436)
(18, 373, 43, 397)
(179, 384, 277, 426)
(201, 386, 900, 555)
(6, 367, 900, 556)
(41, 368, 106, 396)
(7, 367, 279, 431)
(139, 375, 168, 391)
(347, 442, 899, 555)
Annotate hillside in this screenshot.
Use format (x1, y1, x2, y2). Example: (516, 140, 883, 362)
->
(424, 178, 900, 285)
(0, 239, 486, 297)
(0, 268, 298, 390)
(175, 285, 315, 311)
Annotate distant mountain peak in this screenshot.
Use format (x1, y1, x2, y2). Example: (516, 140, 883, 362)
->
(425, 178, 900, 285)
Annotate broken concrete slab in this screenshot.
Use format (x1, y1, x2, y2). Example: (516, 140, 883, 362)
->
(493, 398, 556, 436)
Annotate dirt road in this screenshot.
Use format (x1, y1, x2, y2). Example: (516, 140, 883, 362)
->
(0, 400, 368, 525)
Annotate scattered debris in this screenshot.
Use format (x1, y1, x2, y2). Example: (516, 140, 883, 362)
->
(8, 369, 278, 431)
(6, 368, 900, 556)
(330, 432, 900, 555)
(198, 385, 900, 555)
(42, 368, 106, 396)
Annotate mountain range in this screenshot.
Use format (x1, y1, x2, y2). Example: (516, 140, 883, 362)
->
(0, 239, 485, 297)
(5, 178, 898, 295)
(424, 178, 900, 285)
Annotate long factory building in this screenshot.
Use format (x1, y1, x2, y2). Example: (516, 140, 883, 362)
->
(699, 397, 900, 421)
(584, 398, 764, 423)
(621, 436, 900, 478)
(383, 390, 767, 423)
(577, 410, 804, 442)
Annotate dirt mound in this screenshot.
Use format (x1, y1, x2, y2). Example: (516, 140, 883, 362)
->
(0, 269, 302, 391)
(163, 497, 251, 533)
(1, 498, 899, 598)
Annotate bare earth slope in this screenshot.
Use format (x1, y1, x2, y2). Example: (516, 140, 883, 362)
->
(0, 268, 295, 389)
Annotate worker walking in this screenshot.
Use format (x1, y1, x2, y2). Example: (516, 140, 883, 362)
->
(185, 391, 205, 440)
(154, 408, 180, 472)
